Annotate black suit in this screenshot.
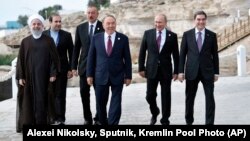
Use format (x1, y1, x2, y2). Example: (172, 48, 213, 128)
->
(179, 28, 219, 125)
(44, 29, 74, 123)
(138, 28, 179, 124)
(72, 21, 104, 123)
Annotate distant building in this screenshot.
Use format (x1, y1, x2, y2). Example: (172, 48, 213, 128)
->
(0, 21, 22, 37)
(6, 21, 23, 29)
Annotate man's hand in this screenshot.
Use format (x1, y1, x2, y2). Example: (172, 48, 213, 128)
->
(124, 79, 131, 86)
(50, 76, 56, 82)
(139, 71, 145, 78)
(72, 69, 78, 77)
(87, 77, 93, 86)
(19, 79, 26, 86)
(214, 75, 219, 82)
(173, 74, 178, 81)
(178, 73, 185, 83)
(67, 71, 73, 79)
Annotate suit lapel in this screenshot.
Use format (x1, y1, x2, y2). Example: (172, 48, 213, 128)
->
(95, 21, 102, 34)
(100, 33, 108, 56)
(191, 29, 200, 53)
(160, 29, 169, 53)
(152, 29, 159, 53)
(201, 29, 210, 53)
(57, 30, 61, 47)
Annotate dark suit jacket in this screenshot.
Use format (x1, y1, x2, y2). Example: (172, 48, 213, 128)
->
(72, 20, 104, 76)
(138, 28, 179, 79)
(86, 32, 132, 85)
(179, 28, 219, 80)
(43, 29, 73, 73)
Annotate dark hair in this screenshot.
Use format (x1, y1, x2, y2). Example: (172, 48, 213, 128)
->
(87, 2, 98, 9)
(194, 10, 207, 19)
(49, 13, 60, 22)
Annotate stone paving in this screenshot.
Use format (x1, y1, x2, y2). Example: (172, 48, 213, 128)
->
(0, 76, 250, 140)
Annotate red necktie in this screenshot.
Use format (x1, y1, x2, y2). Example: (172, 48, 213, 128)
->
(107, 36, 112, 56)
(157, 31, 162, 51)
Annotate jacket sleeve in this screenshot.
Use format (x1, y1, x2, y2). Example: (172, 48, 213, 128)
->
(72, 26, 81, 70)
(138, 31, 148, 72)
(123, 36, 132, 79)
(67, 33, 74, 71)
(179, 32, 188, 74)
(172, 33, 179, 74)
(212, 33, 219, 74)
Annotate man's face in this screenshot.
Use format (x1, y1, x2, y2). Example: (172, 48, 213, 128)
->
(30, 19, 44, 36)
(103, 16, 116, 35)
(194, 14, 206, 31)
(87, 7, 98, 23)
(154, 15, 167, 31)
(50, 16, 61, 31)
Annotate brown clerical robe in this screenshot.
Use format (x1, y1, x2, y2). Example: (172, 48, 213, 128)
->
(16, 34, 60, 132)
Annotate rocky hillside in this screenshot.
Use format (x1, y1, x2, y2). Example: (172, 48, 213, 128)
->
(1, 0, 250, 77)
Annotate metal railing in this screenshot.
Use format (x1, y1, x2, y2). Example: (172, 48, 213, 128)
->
(217, 16, 250, 51)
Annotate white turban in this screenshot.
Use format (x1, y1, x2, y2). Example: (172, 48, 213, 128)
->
(27, 14, 45, 26)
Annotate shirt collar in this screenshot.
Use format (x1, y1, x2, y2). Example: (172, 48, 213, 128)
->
(89, 20, 98, 27)
(195, 28, 205, 35)
(104, 32, 116, 39)
(157, 28, 166, 34)
(50, 29, 59, 35)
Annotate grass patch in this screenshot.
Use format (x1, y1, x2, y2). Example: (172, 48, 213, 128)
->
(0, 54, 17, 65)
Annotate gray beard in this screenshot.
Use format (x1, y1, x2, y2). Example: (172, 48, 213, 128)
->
(31, 29, 43, 39)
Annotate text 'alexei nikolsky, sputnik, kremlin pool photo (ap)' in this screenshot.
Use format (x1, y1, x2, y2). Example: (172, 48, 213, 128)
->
(25, 128, 246, 138)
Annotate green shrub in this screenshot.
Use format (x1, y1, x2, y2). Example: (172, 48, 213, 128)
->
(0, 54, 17, 66)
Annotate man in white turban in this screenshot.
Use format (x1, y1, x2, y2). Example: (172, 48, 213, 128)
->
(16, 14, 60, 132)
(27, 14, 45, 39)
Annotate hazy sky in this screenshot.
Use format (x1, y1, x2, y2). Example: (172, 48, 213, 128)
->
(0, 0, 88, 26)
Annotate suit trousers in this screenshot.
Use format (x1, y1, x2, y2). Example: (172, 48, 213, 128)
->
(95, 80, 123, 125)
(54, 72, 68, 122)
(185, 69, 215, 125)
(80, 74, 93, 122)
(146, 66, 172, 124)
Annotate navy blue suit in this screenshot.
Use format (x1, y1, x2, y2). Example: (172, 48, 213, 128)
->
(87, 32, 132, 125)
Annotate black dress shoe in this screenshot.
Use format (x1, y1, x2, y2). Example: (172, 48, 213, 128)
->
(94, 121, 101, 125)
(53, 121, 65, 125)
(84, 120, 93, 125)
(150, 117, 157, 125)
(161, 122, 169, 125)
(150, 109, 160, 125)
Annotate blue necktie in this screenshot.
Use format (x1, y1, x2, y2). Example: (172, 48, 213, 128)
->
(89, 25, 94, 37)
